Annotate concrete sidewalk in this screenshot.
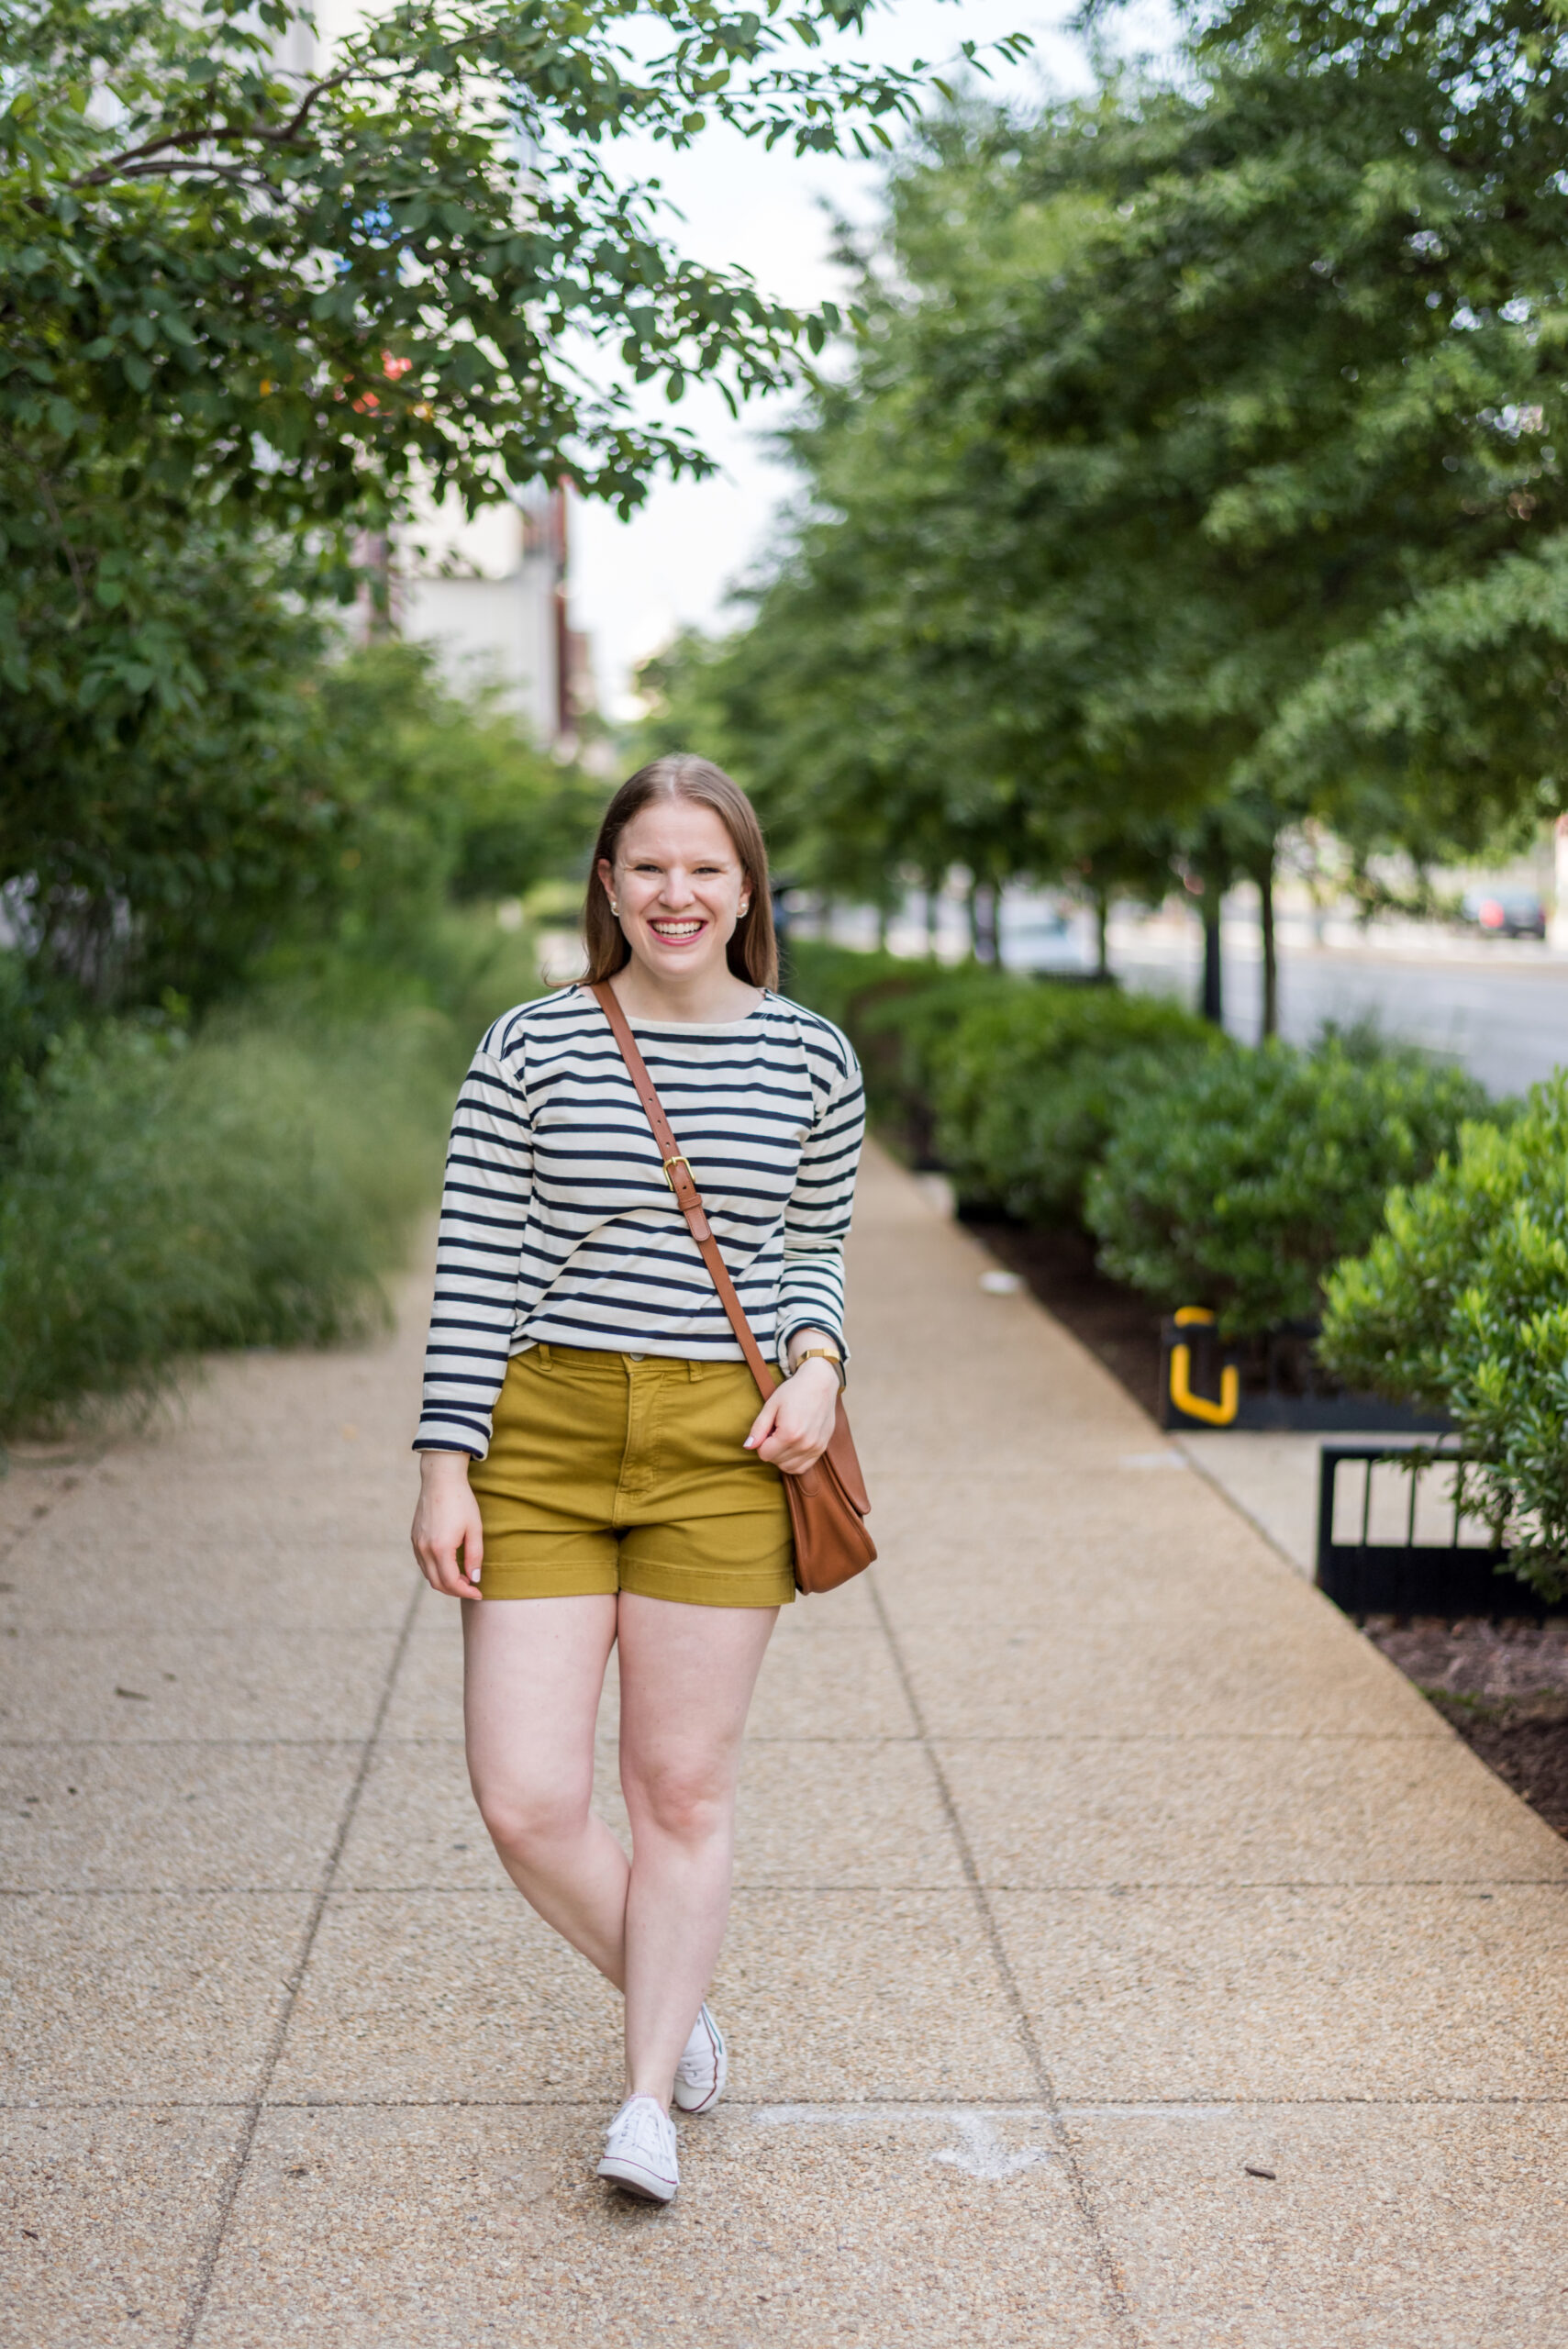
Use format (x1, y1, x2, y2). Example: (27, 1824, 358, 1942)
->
(4, 1142, 1566, 2347)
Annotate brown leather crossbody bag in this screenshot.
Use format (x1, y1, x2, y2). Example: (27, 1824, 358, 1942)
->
(591, 981, 875, 1595)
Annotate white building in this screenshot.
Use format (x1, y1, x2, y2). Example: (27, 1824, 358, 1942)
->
(395, 484, 574, 749)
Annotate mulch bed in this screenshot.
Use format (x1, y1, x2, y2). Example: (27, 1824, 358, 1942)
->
(960, 1208, 1568, 1841)
(1363, 1620, 1568, 1839)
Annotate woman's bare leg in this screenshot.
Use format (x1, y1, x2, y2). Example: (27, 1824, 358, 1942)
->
(616, 1592, 778, 2105)
(462, 1594, 630, 1983)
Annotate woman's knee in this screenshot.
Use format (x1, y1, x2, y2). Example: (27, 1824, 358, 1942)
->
(470, 1769, 590, 1861)
(623, 1754, 733, 1844)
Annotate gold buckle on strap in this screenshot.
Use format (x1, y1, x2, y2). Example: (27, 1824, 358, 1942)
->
(662, 1154, 692, 1190)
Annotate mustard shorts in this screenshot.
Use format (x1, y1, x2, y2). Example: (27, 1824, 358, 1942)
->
(469, 1344, 795, 1608)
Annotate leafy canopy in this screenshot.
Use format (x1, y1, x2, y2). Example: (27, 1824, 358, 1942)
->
(651, 0, 1568, 927)
(4, 0, 1025, 529)
(0, 0, 1025, 1000)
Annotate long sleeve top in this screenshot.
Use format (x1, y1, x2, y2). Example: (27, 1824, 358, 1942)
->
(414, 985, 866, 1457)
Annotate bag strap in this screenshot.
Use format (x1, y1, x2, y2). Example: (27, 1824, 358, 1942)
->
(589, 981, 780, 1400)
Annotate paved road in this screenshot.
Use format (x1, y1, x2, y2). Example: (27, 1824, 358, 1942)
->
(1117, 937, 1568, 1096)
(5, 1147, 1566, 2345)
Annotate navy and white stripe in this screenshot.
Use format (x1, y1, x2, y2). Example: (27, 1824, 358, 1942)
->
(415, 986, 866, 1457)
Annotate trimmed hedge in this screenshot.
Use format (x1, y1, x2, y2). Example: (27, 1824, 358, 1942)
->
(930, 986, 1214, 1220)
(787, 943, 1502, 1375)
(786, 941, 1206, 1213)
(1084, 1036, 1491, 1337)
(784, 941, 1006, 1135)
(781, 941, 928, 1033)
(1320, 1074, 1568, 1598)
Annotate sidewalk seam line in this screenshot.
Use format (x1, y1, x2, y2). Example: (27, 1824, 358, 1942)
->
(7, 1872, 1560, 1898)
(175, 1575, 424, 2349)
(12, 2090, 1568, 2113)
(863, 1570, 1144, 2349)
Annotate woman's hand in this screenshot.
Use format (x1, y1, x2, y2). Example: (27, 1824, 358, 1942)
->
(745, 1356, 840, 1475)
(411, 1452, 484, 1598)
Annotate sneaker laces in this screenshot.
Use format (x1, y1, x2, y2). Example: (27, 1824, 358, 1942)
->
(675, 2010, 714, 2085)
(607, 2095, 673, 2161)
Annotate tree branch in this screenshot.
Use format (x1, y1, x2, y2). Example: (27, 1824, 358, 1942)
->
(69, 63, 374, 189)
(110, 161, 303, 196)
(72, 124, 308, 187)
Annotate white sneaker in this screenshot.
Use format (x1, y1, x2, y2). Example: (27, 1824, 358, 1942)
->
(673, 2002, 728, 2115)
(597, 2095, 679, 2204)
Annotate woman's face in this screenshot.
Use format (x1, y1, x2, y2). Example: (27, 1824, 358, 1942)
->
(599, 800, 751, 986)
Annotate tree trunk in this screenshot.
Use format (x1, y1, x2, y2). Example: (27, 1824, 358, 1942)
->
(1094, 885, 1111, 980)
(926, 875, 941, 957)
(1200, 892, 1224, 1026)
(1258, 857, 1278, 1041)
(970, 879, 999, 963)
(876, 900, 890, 952)
(356, 529, 394, 640)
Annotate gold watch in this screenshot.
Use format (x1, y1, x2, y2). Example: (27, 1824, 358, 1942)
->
(791, 1346, 846, 1393)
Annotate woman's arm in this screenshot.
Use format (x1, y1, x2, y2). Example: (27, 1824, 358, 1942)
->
(746, 1032, 865, 1474)
(411, 1036, 532, 1597)
(414, 1040, 533, 1458)
(774, 1038, 866, 1372)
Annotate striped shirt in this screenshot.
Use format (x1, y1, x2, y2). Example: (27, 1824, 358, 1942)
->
(415, 985, 866, 1457)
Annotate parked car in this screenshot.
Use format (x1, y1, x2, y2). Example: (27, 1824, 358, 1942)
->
(1459, 887, 1547, 938)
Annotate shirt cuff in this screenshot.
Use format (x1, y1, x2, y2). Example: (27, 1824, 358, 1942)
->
(776, 1319, 850, 1368)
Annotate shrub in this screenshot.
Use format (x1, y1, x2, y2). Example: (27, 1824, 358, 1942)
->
(1320, 1075, 1568, 1598)
(0, 1002, 454, 1434)
(784, 942, 1009, 1137)
(782, 941, 922, 1030)
(850, 970, 1023, 1145)
(1084, 1037, 1492, 1337)
(929, 986, 1215, 1219)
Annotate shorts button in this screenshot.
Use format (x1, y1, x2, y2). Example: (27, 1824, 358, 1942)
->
(627, 1353, 645, 1363)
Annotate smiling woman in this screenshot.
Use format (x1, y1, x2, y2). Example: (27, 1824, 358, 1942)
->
(585, 754, 777, 996)
(409, 751, 865, 2208)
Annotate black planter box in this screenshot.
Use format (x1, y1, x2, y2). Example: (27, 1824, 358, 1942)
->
(1159, 1315, 1451, 1436)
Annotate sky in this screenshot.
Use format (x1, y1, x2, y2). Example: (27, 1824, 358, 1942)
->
(571, 0, 1175, 717)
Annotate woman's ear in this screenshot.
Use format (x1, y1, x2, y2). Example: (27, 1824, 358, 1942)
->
(595, 857, 616, 899)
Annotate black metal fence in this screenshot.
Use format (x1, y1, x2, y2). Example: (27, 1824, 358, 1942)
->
(1315, 1442, 1551, 1619)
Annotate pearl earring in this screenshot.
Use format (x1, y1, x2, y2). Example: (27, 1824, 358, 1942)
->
(739, 899, 750, 914)
(610, 900, 618, 916)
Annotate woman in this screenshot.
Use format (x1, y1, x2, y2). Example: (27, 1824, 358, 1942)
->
(410, 753, 865, 2205)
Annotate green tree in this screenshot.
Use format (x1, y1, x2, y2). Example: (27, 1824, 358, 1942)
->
(309, 641, 606, 954)
(4, 0, 1023, 1000)
(671, 0, 1568, 1022)
(0, 529, 342, 1000)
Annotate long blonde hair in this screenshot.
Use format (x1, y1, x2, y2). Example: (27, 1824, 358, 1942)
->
(583, 754, 779, 990)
